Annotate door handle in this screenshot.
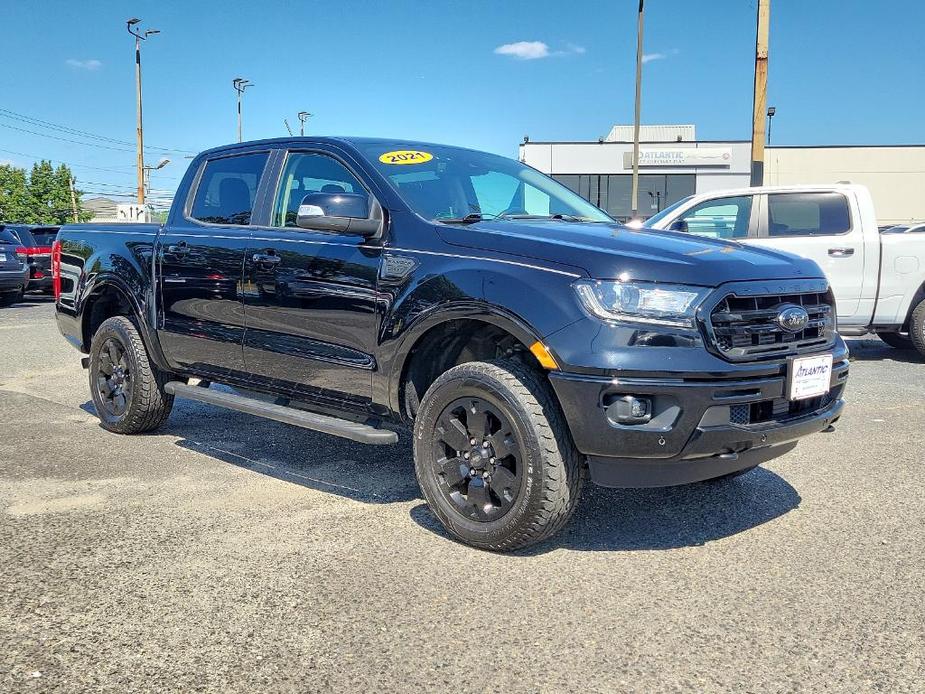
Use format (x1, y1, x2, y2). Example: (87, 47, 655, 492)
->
(828, 247, 855, 257)
(166, 241, 190, 256)
(252, 252, 281, 266)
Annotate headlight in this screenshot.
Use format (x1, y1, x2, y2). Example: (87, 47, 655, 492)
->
(573, 280, 709, 328)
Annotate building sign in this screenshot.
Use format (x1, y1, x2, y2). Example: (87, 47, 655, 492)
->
(117, 204, 148, 222)
(623, 147, 732, 168)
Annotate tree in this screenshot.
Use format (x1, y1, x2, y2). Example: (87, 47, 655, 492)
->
(0, 160, 92, 224)
(0, 164, 32, 222)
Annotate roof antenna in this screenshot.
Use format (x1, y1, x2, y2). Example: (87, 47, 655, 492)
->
(284, 119, 293, 136)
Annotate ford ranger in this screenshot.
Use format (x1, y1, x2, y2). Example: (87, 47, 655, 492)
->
(53, 137, 848, 551)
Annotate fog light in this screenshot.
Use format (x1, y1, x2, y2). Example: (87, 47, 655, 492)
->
(607, 395, 652, 425)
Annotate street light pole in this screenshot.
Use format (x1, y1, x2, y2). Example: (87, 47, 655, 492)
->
(126, 18, 159, 207)
(630, 0, 645, 220)
(297, 111, 311, 136)
(766, 106, 776, 145)
(233, 78, 253, 142)
(142, 158, 170, 202)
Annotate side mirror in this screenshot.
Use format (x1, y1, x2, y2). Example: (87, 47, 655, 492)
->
(669, 219, 689, 233)
(295, 191, 380, 236)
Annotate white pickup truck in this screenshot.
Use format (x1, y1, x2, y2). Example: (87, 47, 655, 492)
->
(639, 184, 925, 357)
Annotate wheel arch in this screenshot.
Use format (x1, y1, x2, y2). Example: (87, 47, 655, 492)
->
(80, 274, 168, 370)
(388, 302, 555, 423)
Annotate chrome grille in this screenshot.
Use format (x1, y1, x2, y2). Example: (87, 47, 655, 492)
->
(708, 289, 835, 361)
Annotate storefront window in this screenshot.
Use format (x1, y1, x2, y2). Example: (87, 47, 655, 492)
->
(552, 174, 695, 222)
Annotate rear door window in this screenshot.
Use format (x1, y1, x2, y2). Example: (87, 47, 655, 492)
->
(189, 152, 269, 225)
(767, 193, 851, 237)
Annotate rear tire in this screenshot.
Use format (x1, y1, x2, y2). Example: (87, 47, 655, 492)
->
(877, 331, 914, 350)
(88, 316, 174, 434)
(910, 299, 925, 359)
(413, 359, 584, 551)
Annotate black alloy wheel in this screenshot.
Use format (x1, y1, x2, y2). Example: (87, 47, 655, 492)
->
(95, 337, 133, 417)
(432, 397, 522, 521)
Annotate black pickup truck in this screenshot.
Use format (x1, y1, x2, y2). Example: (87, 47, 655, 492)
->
(53, 137, 848, 550)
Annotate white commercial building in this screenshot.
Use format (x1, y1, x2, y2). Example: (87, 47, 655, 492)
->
(519, 125, 925, 225)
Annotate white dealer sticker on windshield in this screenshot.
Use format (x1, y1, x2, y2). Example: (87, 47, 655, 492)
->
(789, 354, 833, 401)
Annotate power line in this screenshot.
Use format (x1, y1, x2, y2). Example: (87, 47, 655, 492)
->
(0, 122, 137, 152)
(0, 107, 197, 155)
(0, 146, 146, 175)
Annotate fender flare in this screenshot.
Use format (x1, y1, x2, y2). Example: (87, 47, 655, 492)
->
(79, 273, 169, 371)
(384, 300, 546, 415)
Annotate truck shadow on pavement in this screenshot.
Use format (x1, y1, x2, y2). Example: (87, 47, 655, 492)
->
(410, 467, 801, 554)
(845, 338, 923, 364)
(81, 397, 801, 552)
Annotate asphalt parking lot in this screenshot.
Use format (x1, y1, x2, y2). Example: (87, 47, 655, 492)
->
(1, 296, 923, 692)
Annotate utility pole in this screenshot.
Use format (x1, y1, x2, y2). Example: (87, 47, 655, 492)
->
(750, 0, 771, 186)
(68, 177, 79, 222)
(126, 18, 159, 206)
(297, 111, 311, 136)
(233, 78, 253, 142)
(630, 0, 645, 220)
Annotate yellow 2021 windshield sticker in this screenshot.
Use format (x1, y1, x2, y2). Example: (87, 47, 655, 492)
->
(379, 150, 433, 165)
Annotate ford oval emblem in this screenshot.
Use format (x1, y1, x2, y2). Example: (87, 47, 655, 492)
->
(776, 304, 809, 333)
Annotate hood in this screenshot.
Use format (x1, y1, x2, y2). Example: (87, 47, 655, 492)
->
(437, 220, 823, 286)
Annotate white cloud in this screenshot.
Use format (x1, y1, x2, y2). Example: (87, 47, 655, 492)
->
(494, 41, 550, 60)
(494, 41, 587, 60)
(66, 59, 102, 71)
(642, 49, 679, 64)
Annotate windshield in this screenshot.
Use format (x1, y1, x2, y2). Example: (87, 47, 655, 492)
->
(360, 144, 613, 224)
(642, 196, 694, 227)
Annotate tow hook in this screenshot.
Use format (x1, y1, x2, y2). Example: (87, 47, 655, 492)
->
(823, 424, 836, 433)
(80, 357, 89, 370)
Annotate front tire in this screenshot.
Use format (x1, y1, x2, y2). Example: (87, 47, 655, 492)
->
(413, 360, 584, 551)
(88, 316, 174, 434)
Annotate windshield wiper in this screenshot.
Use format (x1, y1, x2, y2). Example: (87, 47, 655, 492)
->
(438, 213, 497, 225)
(497, 213, 597, 223)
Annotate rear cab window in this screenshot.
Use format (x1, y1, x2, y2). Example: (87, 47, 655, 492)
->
(189, 152, 269, 225)
(767, 193, 851, 237)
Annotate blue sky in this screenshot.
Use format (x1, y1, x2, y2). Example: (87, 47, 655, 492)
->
(1, 0, 923, 203)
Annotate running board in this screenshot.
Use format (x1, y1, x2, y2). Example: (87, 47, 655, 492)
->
(164, 381, 398, 445)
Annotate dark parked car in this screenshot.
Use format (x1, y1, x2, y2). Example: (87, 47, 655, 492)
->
(53, 137, 848, 550)
(2, 224, 58, 292)
(0, 228, 30, 305)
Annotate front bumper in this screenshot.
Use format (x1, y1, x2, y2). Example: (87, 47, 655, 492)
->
(549, 356, 849, 488)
